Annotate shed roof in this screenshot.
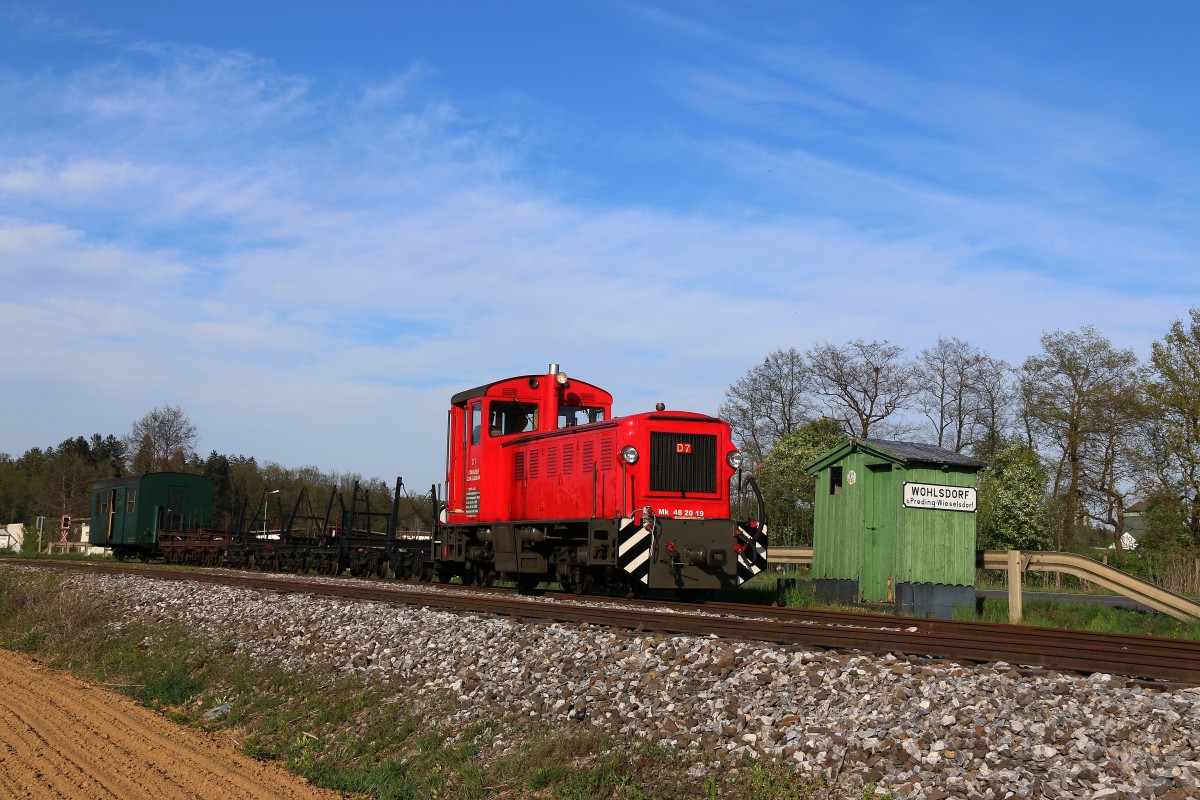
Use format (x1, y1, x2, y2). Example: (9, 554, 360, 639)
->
(806, 437, 985, 473)
(860, 439, 986, 468)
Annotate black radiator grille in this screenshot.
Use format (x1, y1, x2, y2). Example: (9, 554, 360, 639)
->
(649, 432, 717, 493)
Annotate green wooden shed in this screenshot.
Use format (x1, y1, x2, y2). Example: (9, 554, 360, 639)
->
(806, 438, 984, 619)
(89, 472, 214, 560)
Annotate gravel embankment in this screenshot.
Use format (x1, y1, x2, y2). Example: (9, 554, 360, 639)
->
(85, 573, 1200, 800)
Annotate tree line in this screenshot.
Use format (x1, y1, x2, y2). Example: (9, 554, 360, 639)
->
(722, 311, 1200, 567)
(0, 405, 432, 546)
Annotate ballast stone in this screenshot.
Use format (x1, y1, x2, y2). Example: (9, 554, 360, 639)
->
(78, 572, 1200, 800)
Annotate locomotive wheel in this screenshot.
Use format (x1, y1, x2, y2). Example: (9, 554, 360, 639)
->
(571, 566, 592, 596)
(246, 553, 256, 570)
(516, 575, 540, 595)
(624, 580, 645, 600)
(377, 560, 390, 579)
(436, 567, 454, 584)
(461, 568, 476, 586)
(477, 566, 495, 588)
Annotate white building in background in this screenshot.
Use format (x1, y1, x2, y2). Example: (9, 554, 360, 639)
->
(1, 523, 24, 552)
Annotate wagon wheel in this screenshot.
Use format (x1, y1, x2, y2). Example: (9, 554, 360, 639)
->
(376, 560, 390, 579)
(246, 553, 256, 570)
(477, 565, 496, 588)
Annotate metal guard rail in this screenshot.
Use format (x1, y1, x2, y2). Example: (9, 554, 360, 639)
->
(769, 547, 1200, 623)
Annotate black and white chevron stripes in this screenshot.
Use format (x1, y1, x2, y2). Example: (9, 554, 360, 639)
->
(617, 517, 652, 586)
(735, 521, 768, 585)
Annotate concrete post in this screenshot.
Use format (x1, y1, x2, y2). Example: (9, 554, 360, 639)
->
(1007, 549, 1023, 624)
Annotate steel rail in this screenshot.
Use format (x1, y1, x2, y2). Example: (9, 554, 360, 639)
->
(6, 559, 1198, 684)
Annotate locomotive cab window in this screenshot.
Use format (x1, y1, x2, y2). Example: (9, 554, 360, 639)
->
(489, 401, 538, 436)
(558, 405, 605, 428)
(470, 404, 482, 445)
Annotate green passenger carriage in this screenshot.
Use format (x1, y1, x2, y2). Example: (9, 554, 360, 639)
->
(88, 472, 215, 561)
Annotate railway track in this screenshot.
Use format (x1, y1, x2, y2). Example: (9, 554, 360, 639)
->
(8, 558, 1199, 685)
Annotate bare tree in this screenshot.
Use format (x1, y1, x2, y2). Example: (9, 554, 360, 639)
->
(805, 339, 918, 438)
(971, 354, 1016, 459)
(1080, 379, 1150, 547)
(125, 405, 199, 473)
(718, 347, 815, 466)
(914, 337, 1014, 454)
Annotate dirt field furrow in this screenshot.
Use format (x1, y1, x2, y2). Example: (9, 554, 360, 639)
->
(0, 649, 353, 800)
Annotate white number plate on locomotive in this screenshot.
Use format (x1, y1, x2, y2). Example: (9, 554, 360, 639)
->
(656, 508, 705, 518)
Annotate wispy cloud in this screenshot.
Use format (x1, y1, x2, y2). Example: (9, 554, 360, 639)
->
(1, 5, 1196, 482)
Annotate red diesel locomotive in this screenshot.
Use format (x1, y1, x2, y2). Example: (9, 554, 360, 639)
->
(438, 364, 768, 596)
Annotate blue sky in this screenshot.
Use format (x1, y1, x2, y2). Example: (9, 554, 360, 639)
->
(2, 1, 1198, 488)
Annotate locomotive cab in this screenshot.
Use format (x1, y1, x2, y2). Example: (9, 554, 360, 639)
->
(445, 364, 612, 525)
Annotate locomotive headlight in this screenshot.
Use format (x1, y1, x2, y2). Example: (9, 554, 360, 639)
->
(620, 445, 640, 464)
(555, 371, 569, 385)
(726, 450, 743, 469)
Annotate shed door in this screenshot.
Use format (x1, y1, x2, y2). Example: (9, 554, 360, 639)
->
(859, 463, 894, 603)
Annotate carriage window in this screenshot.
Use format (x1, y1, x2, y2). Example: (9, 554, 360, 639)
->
(558, 405, 605, 428)
(489, 401, 538, 436)
(125, 489, 137, 513)
(99, 495, 110, 515)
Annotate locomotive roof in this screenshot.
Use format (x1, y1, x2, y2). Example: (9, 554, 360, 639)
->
(450, 374, 610, 405)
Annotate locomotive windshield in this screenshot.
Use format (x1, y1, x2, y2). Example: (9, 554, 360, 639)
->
(558, 405, 605, 427)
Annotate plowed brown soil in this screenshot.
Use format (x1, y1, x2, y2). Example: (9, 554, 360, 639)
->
(0, 649, 355, 799)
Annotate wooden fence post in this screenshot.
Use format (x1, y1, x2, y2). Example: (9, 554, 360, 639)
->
(1007, 549, 1023, 624)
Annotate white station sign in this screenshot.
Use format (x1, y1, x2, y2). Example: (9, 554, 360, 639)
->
(903, 482, 977, 512)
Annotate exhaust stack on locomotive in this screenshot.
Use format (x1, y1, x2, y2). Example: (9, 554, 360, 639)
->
(440, 364, 768, 596)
